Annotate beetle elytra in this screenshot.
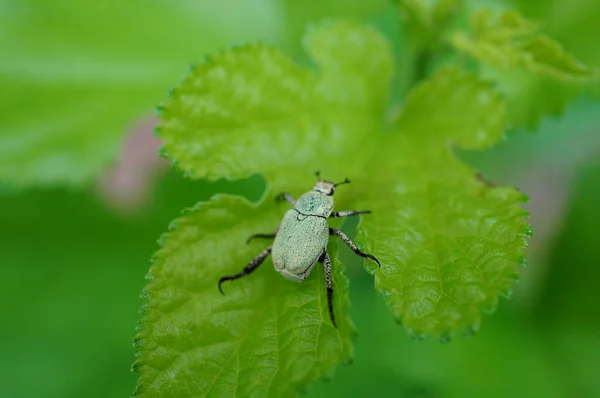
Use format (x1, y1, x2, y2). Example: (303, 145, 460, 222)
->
(218, 172, 381, 328)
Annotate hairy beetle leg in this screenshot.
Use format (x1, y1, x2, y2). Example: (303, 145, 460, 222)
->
(275, 192, 296, 205)
(319, 249, 337, 328)
(329, 228, 381, 267)
(218, 246, 272, 295)
(330, 210, 371, 218)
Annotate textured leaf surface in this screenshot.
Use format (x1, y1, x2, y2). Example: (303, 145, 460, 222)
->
(134, 195, 353, 397)
(356, 67, 530, 339)
(139, 21, 532, 397)
(158, 21, 393, 191)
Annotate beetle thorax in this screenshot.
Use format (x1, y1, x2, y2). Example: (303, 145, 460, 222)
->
(294, 191, 334, 217)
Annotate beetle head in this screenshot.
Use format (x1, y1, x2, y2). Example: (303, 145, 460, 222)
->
(314, 180, 336, 195)
(313, 171, 351, 196)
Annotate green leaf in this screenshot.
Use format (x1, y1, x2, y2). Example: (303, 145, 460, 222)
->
(451, 9, 599, 129)
(134, 195, 353, 397)
(514, 0, 600, 67)
(357, 67, 530, 339)
(279, 0, 391, 56)
(0, 0, 278, 190)
(479, 67, 578, 130)
(139, 20, 532, 396)
(157, 20, 393, 191)
(452, 10, 598, 81)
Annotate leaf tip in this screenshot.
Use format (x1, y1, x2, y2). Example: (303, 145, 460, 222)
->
(517, 255, 528, 267)
(154, 104, 165, 118)
(140, 289, 151, 301)
(152, 124, 163, 139)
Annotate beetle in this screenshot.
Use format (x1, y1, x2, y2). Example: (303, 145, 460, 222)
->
(218, 172, 381, 328)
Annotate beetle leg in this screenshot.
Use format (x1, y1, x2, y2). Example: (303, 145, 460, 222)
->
(218, 246, 272, 295)
(329, 210, 371, 218)
(321, 250, 337, 328)
(246, 232, 277, 244)
(275, 192, 296, 205)
(329, 228, 381, 267)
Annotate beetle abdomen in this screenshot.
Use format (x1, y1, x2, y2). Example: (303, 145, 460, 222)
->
(272, 209, 329, 282)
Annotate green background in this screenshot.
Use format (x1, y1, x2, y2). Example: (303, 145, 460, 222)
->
(1, 1, 599, 397)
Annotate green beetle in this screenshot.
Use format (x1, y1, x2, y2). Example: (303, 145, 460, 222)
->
(218, 172, 381, 327)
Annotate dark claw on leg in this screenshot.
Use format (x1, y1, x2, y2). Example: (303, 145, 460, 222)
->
(217, 246, 272, 294)
(329, 228, 381, 267)
(218, 278, 230, 295)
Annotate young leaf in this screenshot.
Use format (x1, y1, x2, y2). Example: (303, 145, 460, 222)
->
(134, 195, 353, 397)
(514, 0, 600, 67)
(157, 21, 393, 191)
(139, 21, 532, 397)
(451, 9, 599, 129)
(279, 0, 390, 55)
(452, 10, 598, 81)
(356, 67, 530, 339)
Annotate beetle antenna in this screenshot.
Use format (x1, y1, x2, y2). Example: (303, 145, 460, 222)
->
(315, 170, 321, 180)
(334, 178, 351, 187)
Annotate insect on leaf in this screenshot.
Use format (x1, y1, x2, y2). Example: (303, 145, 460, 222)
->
(135, 21, 394, 397)
(137, 19, 532, 397)
(134, 195, 354, 397)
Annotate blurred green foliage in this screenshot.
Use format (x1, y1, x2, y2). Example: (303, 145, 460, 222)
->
(0, 0, 259, 188)
(1, 0, 600, 397)
(0, 173, 266, 398)
(0, 0, 389, 190)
